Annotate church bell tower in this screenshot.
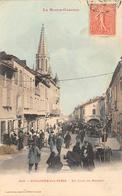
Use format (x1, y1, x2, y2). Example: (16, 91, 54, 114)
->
(36, 24, 50, 75)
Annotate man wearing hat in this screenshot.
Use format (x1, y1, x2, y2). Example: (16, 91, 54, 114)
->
(81, 140, 95, 170)
(28, 142, 41, 172)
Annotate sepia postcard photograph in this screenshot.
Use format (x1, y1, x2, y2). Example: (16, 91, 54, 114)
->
(0, 0, 122, 195)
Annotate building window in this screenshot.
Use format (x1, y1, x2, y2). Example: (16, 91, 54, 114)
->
(30, 78, 33, 90)
(3, 72, 7, 88)
(8, 120, 14, 133)
(14, 69, 18, 85)
(1, 121, 6, 143)
(92, 109, 96, 115)
(19, 70, 23, 87)
(16, 95, 22, 113)
(46, 59, 48, 71)
(27, 75, 29, 89)
(30, 78, 32, 90)
(41, 59, 44, 71)
(7, 89, 11, 106)
(41, 58, 43, 65)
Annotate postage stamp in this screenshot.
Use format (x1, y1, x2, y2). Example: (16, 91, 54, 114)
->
(90, 4, 116, 36)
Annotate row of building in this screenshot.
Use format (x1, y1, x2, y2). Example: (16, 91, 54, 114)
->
(72, 96, 106, 126)
(71, 57, 122, 139)
(0, 24, 60, 144)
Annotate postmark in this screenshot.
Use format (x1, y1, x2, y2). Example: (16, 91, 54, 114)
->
(90, 3, 116, 35)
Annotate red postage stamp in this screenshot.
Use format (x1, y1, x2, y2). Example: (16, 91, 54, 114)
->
(90, 4, 116, 36)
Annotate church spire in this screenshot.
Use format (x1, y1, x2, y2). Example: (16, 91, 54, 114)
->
(36, 24, 50, 75)
(38, 24, 48, 56)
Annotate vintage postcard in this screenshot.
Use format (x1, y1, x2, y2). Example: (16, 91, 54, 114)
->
(0, 0, 122, 196)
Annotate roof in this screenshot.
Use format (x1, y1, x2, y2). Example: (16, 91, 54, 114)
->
(35, 69, 60, 88)
(0, 51, 60, 89)
(0, 60, 17, 72)
(74, 96, 105, 112)
(49, 77, 60, 89)
(81, 96, 104, 108)
(35, 72, 51, 88)
(0, 51, 35, 75)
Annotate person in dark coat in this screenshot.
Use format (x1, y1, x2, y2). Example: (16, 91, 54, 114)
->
(76, 134, 81, 144)
(56, 134, 64, 154)
(64, 132, 71, 149)
(28, 142, 41, 172)
(39, 131, 45, 148)
(36, 134, 42, 150)
(64, 142, 81, 168)
(18, 129, 24, 150)
(47, 151, 63, 172)
(28, 134, 33, 148)
(23, 132, 29, 147)
(48, 134, 56, 152)
(10, 131, 17, 145)
(81, 141, 95, 170)
(102, 131, 108, 142)
(30, 127, 35, 134)
(80, 130, 85, 143)
(73, 142, 81, 155)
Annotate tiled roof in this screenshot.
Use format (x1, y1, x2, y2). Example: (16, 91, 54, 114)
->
(0, 51, 35, 75)
(0, 60, 17, 72)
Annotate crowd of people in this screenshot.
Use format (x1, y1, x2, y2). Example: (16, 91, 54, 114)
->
(26, 122, 96, 172)
(64, 137, 95, 170)
(2, 120, 112, 172)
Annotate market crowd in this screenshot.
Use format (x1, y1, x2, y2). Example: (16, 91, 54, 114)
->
(2, 121, 111, 172)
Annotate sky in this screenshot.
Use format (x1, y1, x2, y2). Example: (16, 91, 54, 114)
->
(0, 0, 122, 115)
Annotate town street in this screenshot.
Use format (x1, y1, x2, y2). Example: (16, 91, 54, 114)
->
(0, 134, 76, 173)
(0, 134, 121, 174)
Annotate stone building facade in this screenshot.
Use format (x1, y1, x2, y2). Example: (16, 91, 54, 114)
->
(73, 96, 106, 126)
(106, 58, 122, 137)
(0, 24, 60, 143)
